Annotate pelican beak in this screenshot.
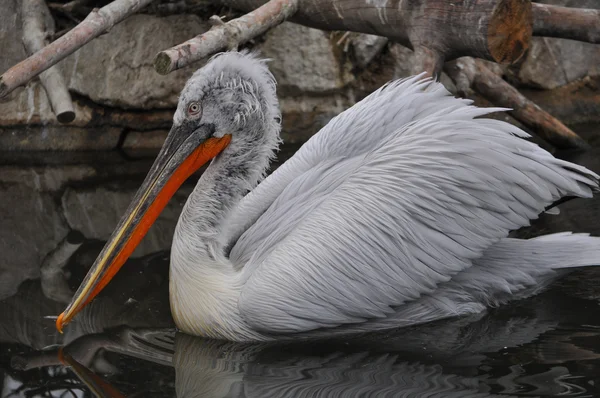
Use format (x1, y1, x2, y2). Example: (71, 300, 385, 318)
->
(56, 124, 231, 332)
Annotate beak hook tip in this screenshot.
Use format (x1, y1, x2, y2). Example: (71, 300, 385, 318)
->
(56, 312, 65, 334)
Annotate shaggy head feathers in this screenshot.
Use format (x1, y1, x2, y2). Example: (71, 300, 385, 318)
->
(174, 51, 281, 141)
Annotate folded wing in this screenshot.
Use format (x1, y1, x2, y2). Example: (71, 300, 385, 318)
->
(230, 79, 598, 334)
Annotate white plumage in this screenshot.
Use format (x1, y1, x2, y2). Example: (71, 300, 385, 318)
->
(163, 52, 600, 341)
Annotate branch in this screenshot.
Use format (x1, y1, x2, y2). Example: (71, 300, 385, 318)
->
(22, 0, 75, 123)
(157, 0, 531, 74)
(0, 0, 155, 99)
(445, 57, 589, 150)
(154, 0, 298, 75)
(533, 3, 600, 44)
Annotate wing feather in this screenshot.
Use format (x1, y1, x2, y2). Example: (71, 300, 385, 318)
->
(223, 76, 495, 249)
(229, 78, 598, 334)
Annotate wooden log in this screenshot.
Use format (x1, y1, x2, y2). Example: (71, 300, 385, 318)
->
(445, 57, 589, 150)
(0, 0, 155, 99)
(22, 0, 75, 123)
(227, 0, 531, 62)
(157, 0, 532, 75)
(154, 0, 298, 75)
(533, 3, 600, 44)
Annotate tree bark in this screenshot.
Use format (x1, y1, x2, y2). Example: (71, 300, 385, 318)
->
(225, 0, 531, 61)
(532, 3, 600, 44)
(445, 57, 589, 150)
(154, 0, 298, 75)
(157, 0, 532, 75)
(22, 0, 75, 123)
(0, 0, 154, 99)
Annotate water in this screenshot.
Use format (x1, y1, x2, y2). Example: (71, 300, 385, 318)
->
(1, 129, 600, 397)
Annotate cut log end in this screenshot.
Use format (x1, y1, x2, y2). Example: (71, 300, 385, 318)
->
(488, 0, 532, 64)
(57, 110, 76, 124)
(154, 51, 175, 75)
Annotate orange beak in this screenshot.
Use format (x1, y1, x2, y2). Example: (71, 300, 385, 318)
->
(56, 124, 231, 332)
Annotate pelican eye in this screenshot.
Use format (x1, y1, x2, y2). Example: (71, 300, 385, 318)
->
(187, 102, 202, 117)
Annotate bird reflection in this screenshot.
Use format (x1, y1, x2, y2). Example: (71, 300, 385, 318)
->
(4, 246, 600, 397)
(0, 242, 174, 355)
(10, 285, 600, 398)
(23, 327, 516, 398)
(173, 334, 511, 398)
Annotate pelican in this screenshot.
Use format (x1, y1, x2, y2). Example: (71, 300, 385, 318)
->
(56, 51, 600, 342)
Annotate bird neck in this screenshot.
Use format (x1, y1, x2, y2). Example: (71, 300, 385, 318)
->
(175, 134, 275, 261)
(168, 133, 277, 340)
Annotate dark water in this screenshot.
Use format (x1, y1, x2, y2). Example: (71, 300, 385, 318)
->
(1, 128, 600, 398)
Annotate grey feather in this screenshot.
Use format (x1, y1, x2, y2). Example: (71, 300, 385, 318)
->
(167, 51, 600, 341)
(229, 71, 598, 334)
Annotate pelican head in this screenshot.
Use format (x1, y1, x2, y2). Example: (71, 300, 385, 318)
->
(57, 51, 281, 332)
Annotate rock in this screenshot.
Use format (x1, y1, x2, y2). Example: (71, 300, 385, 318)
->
(279, 94, 354, 143)
(0, 184, 69, 300)
(518, 37, 600, 90)
(521, 76, 600, 126)
(518, 0, 600, 89)
(122, 129, 168, 151)
(0, 165, 96, 192)
(61, 181, 195, 257)
(258, 22, 352, 94)
(0, 0, 26, 75)
(0, 82, 94, 127)
(59, 14, 209, 109)
(0, 82, 60, 126)
(351, 34, 389, 69)
(0, 126, 122, 151)
(389, 43, 417, 79)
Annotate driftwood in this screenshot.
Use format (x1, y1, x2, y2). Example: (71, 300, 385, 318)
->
(0, 0, 154, 99)
(533, 3, 600, 44)
(154, 0, 298, 74)
(22, 0, 75, 123)
(445, 57, 589, 150)
(157, 0, 532, 77)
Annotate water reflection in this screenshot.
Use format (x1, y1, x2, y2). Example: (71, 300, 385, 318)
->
(0, 246, 173, 353)
(173, 334, 507, 398)
(3, 284, 600, 397)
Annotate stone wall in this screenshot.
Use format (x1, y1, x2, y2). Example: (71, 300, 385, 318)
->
(0, 0, 599, 152)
